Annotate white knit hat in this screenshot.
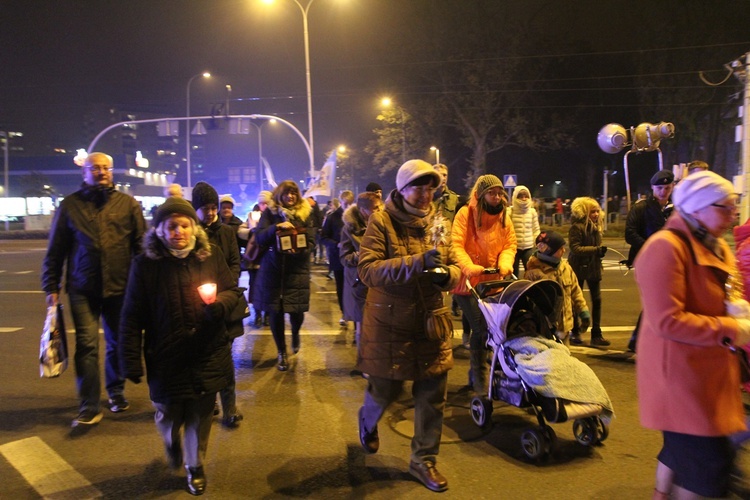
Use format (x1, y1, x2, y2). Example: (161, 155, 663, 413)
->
(672, 170, 736, 214)
(396, 160, 441, 191)
(219, 194, 236, 206)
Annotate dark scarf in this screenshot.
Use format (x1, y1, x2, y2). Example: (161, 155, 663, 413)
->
(80, 183, 115, 208)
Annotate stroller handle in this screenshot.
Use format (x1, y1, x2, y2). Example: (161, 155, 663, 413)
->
(467, 273, 517, 300)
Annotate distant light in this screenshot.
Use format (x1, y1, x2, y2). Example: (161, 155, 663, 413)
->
(381, 97, 392, 107)
(555, 180, 561, 185)
(73, 149, 88, 167)
(135, 151, 149, 169)
(338, 145, 346, 153)
(202, 72, 211, 78)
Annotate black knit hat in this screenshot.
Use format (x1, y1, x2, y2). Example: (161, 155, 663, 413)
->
(191, 181, 219, 210)
(154, 197, 199, 227)
(366, 182, 382, 193)
(536, 231, 566, 256)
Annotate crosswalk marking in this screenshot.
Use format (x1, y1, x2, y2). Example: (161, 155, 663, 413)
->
(0, 327, 22, 333)
(0, 436, 102, 499)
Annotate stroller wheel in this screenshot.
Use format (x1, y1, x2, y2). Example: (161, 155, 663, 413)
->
(573, 418, 598, 446)
(594, 417, 609, 443)
(520, 428, 546, 460)
(469, 396, 493, 429)
(539, 425, 556, 454)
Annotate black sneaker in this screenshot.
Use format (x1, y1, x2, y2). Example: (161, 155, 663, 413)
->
(590, 337, 611, 347)
(108, 395, 130, 413)
(72, 409, 103, 427)
(570, 333, 583, 345)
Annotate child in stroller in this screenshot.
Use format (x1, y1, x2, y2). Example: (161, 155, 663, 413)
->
(468, 278, 613, 460)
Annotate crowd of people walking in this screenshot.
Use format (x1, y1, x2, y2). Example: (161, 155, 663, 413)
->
(41, 152, 749, 497)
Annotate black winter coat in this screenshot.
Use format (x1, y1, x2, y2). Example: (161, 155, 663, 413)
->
(568, 220, 603, 282)
(624, 196, 672, 265)
(252, 202, 313, 314)
(119, 230, 240, 404)
(321, 206, 345, 271)
(203, 218, 241, 284)
(42, 185, 146, 298)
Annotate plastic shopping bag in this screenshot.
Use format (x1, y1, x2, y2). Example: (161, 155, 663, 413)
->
(39, 304, 68, 378)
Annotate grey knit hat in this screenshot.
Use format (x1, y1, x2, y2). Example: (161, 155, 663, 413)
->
(154, 197, 199, 227)
(474, 174, 503, 198)
(191, 181, 219, 209)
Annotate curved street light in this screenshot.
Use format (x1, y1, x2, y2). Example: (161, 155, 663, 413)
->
(186, 72, 211, 188)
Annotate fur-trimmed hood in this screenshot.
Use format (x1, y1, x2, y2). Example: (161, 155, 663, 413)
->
(267, 197, 312, 224)
(142, 224, 211, 261)
(342, 204, 367, 234)
(570, 196, 603, 230)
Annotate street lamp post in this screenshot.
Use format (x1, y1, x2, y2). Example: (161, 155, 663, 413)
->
(265, 0, 316, 178)
(430, 146, 440, 165)
(186, 72, 211, 188)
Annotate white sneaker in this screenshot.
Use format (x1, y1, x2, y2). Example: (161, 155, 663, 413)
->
(339, 318, 347, 327)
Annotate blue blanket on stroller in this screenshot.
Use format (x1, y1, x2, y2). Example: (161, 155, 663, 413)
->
(504, 336, 614, 423)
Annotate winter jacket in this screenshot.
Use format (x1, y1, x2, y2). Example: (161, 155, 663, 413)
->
(508, 186, 540, 251)
(118, 229, 240, 404)
(339, 205, 368, 322)
(203, 217, 241, 284)
(252, 198, 313, 314)
(357, 190, 461, 380)
(734, 221, 750, 301)
(222, 214, 246, 253)
(433, 186, 463, 223)
(451, 186, 517, 295)
(523, 254, 588, 333)
(42, 184, 146, 298)
(568, 198, 603, 282)
(321, 206, 345, 272)
(624, 195, 672, 266)
(635, 213, 745, 436)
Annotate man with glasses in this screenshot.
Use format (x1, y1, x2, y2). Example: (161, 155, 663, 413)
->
(42, 152, 146, 427)
(624, 169, 675, 352)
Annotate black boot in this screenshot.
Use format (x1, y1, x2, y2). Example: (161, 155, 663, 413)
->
(186, 466, 206, 496)
(277, 352, 289, 371)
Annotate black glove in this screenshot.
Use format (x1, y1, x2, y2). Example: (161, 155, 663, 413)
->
(423, 249, 442, 269)
(599, 246, 608, 258)
(127, 376, 142, 385)
(204, 302, 226, 322)
(430, 266, 451, 286)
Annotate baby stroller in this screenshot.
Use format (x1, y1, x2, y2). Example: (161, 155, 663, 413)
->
(467, 278, 612, 460)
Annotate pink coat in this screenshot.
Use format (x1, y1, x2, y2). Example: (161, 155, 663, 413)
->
(634, 214, 745, 436)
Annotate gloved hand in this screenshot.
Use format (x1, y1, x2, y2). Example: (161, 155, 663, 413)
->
(423, 249, 442, 269)
(579, 310, 591, 333)
(468, 264, 485, 277)
(726, 299, 750, 319)
(736, 318, 750, 346)
(599, 246, 608, 258)
(430, 266, 451, 286)
(127, 376, 142, 385)
(499, 264, 514, 278)
(204, 302, 226, 322)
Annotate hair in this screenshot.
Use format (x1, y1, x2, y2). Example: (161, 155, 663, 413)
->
(340, 190, 355, 206)
(84, 152, 113, 167)
(687, 160, 709, 173)
(434, 163, 448, 173)
(272, 180, 301, 206)
(357, 191, 381, 213)
(163, 183, 182, 198)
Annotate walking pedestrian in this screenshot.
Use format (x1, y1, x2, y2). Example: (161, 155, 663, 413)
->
(508, 185, 540, 277)
(568, 196, 610, 346)
(357, 159, 460, 492)
(119, 197, 241, 496)
(253, 180, 313, 371)
(41, 152, 146, 426)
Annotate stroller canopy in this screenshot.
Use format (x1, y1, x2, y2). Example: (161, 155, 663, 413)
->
(477, 279, 563, 344)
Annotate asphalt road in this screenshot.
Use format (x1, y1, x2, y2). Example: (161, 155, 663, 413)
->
(1, 238, 748, 499)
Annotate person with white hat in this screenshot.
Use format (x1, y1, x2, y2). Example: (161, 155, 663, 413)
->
(634, 170, 748, 499)
(357, 159, 461, 492)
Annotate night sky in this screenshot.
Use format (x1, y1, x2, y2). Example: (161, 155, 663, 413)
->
(2, 0, 750, 195)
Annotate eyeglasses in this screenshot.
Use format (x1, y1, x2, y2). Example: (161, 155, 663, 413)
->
(85, 166, 113, 173)
(404, 185, 437, 196)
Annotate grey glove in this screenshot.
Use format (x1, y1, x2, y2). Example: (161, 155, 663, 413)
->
(423, 249, 443, 269)
(430, 266, 451, 286)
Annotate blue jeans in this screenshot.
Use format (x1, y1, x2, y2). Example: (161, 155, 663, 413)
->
(68, 293, 126, 412)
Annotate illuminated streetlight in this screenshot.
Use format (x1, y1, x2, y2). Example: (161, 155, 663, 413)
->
(430, 146, 440, 165)
(380, 97, 406, 164)
(264, 0, 319, 179)
(186, 72, 211, 188)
